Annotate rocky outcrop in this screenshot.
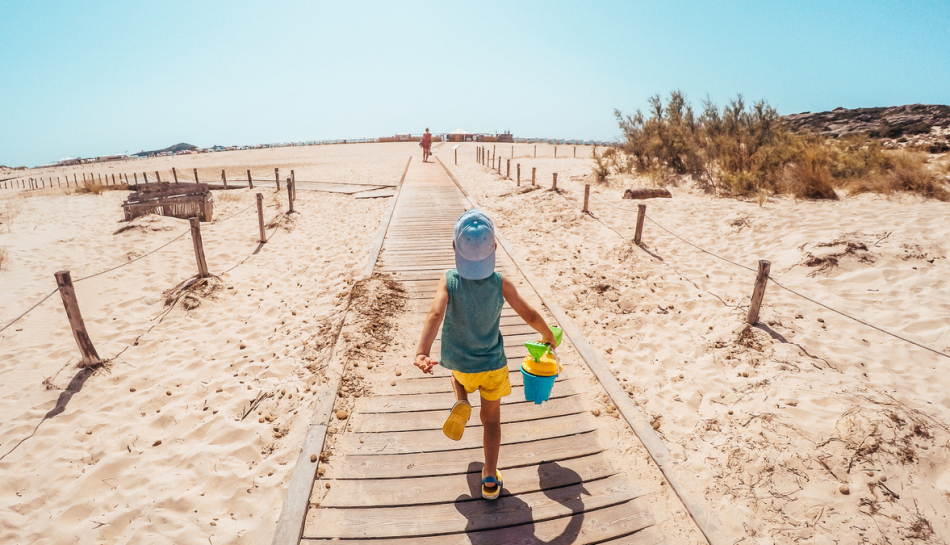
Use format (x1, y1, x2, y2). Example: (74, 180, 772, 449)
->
(782, 104, 950, 152)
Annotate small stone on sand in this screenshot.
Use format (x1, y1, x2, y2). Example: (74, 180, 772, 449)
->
(130, 387, 136, 392)
(153, 440, 162, 446)
(395, 370, 402, 376)
(259, 417, 265, 423)
(591, 409, 601, 416)
(166, 391, 172, 396)
(839, 485, 850, 495)
(336, 410, 348, 420)
(310, 454, 317, 462)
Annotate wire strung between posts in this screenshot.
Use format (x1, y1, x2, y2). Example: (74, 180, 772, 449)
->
(0, 229, 192, 333)
(210, 201, 257, 226)
(766, 276, 950, 360)
(0, 289, 59, 334)
(644, 215, 757, 274)
(74, 230, 191, 282)
(581, 185, 950, 360)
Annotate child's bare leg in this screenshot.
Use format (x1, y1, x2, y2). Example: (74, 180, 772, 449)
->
(452, 377, 469, 403)
(480, 397, 501, 480)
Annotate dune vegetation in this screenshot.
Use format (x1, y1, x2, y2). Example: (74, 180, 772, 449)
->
(608, 92, 950, 201)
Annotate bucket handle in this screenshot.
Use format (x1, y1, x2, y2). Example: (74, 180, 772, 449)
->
(548, 346, 563, 375)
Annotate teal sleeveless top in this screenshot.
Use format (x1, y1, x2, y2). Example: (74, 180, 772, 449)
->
(440, 269, 507, 374)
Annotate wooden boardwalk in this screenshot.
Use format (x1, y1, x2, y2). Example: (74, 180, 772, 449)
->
(295, 159, 663, 544)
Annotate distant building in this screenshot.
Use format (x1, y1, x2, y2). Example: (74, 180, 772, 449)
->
(446, 128, 473, 142)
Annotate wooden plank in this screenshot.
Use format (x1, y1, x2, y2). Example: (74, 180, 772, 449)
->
(360, 379, 577, 413)
(355, 189, 397, 199)
(301, 501, 658, 545)
(272, 158, 411, 545)
(348, 393, 581, 432)
(303, 473, 646, 539)
(318, 452, 616, 507)
(360, 156, 410, 278)
(336, 412, 594, 454)
(438, 159, 722, 545)
(381, 355, 551, 387)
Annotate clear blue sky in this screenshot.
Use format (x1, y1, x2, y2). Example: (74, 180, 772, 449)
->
(2, 0, 948, 167)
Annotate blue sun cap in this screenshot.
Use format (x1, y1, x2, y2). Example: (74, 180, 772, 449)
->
(453, 209, 496, 280)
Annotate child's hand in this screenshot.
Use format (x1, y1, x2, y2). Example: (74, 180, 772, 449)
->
(414, 354, 439, 374)
(542, 329, 559, 348)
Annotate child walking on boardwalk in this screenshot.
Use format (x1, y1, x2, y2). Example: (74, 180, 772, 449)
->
(414, 209, 558, 500)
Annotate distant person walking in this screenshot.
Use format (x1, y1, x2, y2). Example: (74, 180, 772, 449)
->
(421, 128, 432, 162)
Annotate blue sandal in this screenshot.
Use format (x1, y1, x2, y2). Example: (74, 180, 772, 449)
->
(481, 470, 503, 500)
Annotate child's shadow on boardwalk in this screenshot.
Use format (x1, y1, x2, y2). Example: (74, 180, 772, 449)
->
(454, 461, 588, 545)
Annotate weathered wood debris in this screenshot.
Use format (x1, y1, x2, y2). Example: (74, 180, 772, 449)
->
(122, 182, 213, 222)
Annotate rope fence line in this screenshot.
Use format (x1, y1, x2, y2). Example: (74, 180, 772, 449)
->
(0, 188, 281, 337)
(489, 166, 950, 361)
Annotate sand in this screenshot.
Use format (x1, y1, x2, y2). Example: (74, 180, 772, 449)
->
(0, 144, 410, 544)
(2, 141, 948, 543)
(443, 142, 950, 543)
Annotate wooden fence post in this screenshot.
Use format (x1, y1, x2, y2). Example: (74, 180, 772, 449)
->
(574, 146, 576, 158)
(247, 169, 253, 189)
(532, 167, 536, 186)
(54, 270, 102, 368)
(256, 193, 266, 243)
(747, 260, 771, 325)
(511, 145, 513, 158)
(583, 184, 590, 213)
(517, 163, 520, 185)
(133, 172, 138, 185)
(291, 170, 296, 201)
(73, 174, 77, 186)
(143, 172, 148, 184)
(173, 167, 179, 184)
(155, 171, 161, 183)
(634, 204, 646, 245)
(287, 178, 294, 213)
(506, 160, 510, 179)
(534, 145, 537, 158)
(189, 217, 210, 278)
(552, 173, 558, 190)
(222, 169, 229, 190)
(555, 146, 557, 158)
(275, 168, 280, 190)
(455, 147, 457, 165)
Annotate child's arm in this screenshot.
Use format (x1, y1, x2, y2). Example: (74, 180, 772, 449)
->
(414, 275, 449, 374)
(501, 277, 558, 346)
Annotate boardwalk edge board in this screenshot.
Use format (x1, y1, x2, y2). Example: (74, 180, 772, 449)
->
(271, 158, 411, 545)
(436, 156, 725, 545)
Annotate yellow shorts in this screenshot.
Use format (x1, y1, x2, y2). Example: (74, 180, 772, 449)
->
(452, 367, 511, 401)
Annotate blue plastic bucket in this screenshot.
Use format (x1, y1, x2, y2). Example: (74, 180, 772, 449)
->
(521, 366, 557, 404)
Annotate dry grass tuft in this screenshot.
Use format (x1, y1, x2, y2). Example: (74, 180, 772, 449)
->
(615, 92, 950, 201)
(163, 276, 225, 312)
(0, 246, 8, 271)
(782, 146, 838, 200)
(76, 179, 129, 195)
(215, 190, 245, 203)
(847, 152, 950, 201)
(0, 200, 23, 232)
